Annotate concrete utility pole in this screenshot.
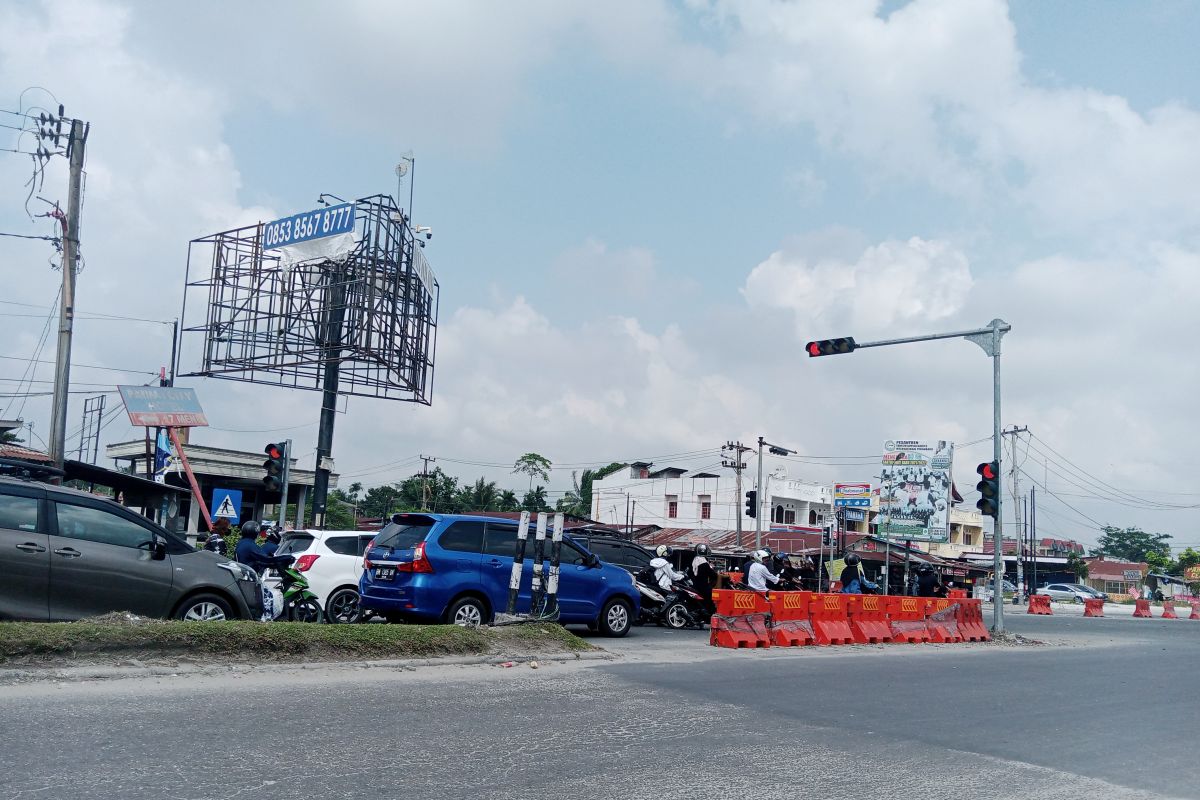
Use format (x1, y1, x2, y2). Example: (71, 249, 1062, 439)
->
(48, 118, 88, 471)
(419, 454, 436, 511)
(1002, 425, 1028, 600)
(722, 441, 751, 547)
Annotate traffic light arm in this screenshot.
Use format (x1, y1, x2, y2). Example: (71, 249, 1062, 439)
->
(849, 321, 1011, 352)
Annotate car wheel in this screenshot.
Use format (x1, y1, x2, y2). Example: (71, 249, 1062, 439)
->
(664, 601, 691, 630)
(446, 596, 487, 627)
(325, 588, 362, 624)
(598, 598, 633, 638)
(177, 593, 234, 622)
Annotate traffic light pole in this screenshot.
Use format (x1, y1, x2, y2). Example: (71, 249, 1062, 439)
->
(755, 437, 764, 550)
(808, 318, 1011, 632)
(277, 439, 292, 531)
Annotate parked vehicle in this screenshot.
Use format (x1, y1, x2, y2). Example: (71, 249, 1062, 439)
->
(0, 476, 263, 621)
(359, 513, 639, 636)
(982, 579, 1018, 601)
(1070, 583, 1109, 602)
(268, 529, 373, 623)
(565, 532, 655, 575)
(1036, 583, 1094, 603)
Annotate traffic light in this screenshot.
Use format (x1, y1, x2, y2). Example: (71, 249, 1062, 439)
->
(805, 337, 857, 357)
(263, 442, 286, 493)
(975, 461, 1000, 519)
(745, 490, 757, 519)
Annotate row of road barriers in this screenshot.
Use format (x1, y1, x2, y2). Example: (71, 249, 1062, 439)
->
(709, 590, 990, 649)
(1036, 596, 1200, 620)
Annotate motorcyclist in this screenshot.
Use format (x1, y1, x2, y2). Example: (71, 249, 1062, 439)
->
(261, 525, 282, 556)
(690, 543, 719, 617)
(839, 553, 879, 594)
(742, 545, 772, 585)
(773, 552, 802, 590)
(650, 545, 686, 592)
(745, 549, 780, 592)
(916, 564, 941, 597)
(203, 519, 228, 555)
(235, 521, 290, 574)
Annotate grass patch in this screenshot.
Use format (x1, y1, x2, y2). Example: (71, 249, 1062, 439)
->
(0, 617, 591, 665)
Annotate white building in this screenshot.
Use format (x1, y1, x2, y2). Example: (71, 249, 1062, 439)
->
(591, 462, 833, 531)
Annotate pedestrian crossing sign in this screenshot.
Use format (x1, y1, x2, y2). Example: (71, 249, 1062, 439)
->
(212, 488, 242, 524)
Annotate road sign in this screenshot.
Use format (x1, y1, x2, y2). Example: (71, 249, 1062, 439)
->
(1186, 566, 1200, 582)
(834, 483, 872, 507)
(117, 386, 208, 427)
(212, 488, 242, 524)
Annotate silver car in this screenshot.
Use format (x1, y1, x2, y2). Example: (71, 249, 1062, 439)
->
(1035, 583, 1093, 603)
(0, 476, 263, 621)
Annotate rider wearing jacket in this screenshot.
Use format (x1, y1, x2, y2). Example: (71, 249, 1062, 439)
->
(234, 521, 289, 574)
(690, 544, 719, 616)
(746, 550, 780, 592)
(839, 553, 879, 594)
(650, 545, 685, 592)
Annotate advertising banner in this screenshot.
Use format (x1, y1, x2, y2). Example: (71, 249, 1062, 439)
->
(879, 440, 954, 543)
(834, 483, 872, 507)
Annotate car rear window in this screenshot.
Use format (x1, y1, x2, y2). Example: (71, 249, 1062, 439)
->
(325, 536, 362, 556)
(375, 523, 433, 550)
(277, 534, 314, 556)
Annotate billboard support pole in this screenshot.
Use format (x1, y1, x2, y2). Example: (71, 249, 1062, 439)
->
(168, 426, 212, 529)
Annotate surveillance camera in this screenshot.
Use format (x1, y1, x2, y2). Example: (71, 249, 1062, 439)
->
(425, 232, 432, 240)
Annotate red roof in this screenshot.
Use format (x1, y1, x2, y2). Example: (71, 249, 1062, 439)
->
(0, 444, 51, 462)
(1084, 557, 1147, 580)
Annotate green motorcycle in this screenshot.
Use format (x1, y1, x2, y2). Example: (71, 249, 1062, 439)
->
(275, 559, 322, 623)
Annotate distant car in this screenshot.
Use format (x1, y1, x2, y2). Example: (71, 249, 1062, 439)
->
(359, 513, 640, 636)
(266, 529, 373, 623)
(982, 579, 1017, 601)
(565, 532, 654, 575)
(1070, 583, 1109, 602)
(1036, 583, 1094, 603)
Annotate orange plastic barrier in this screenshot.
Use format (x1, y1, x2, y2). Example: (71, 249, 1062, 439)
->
(1133, 599, 1152, 618)
(1027, 594, 1053, 615)
(709, 589, 771, 648)
(1083, 598, 1104, 617)
(1190, 602, 1200, 621)
(925, 598, 964, 643)
(845, 594, 892, 644)
(1162, 601, 1177, 619)
(955, 598, 991, 641)
(808, 593, 854, 646)
(886, 596, 931, 643)
(768, 591, 814, 646)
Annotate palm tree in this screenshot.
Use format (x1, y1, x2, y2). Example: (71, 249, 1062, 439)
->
(457, 477, 500, 511)
(558, 462, 626, 518)
(498, 490, 520, 512)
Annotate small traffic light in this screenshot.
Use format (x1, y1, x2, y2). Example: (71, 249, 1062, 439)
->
(745, 490, 757, 519)
(975, 461, 1000, 519)
(805, 337, 857, 357)
(263, 442, 286, 494)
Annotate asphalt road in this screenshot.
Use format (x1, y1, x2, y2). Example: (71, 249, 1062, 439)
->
(2, 613, 1197, 800)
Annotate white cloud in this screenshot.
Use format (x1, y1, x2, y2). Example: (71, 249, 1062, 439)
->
(742, 236, 973, 335)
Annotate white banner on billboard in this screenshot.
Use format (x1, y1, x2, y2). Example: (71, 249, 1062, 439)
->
(879, 439, 954, 542)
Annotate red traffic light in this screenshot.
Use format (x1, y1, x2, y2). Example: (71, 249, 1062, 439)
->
(264, 443, 284, 459)
(977, 462, 997, 481)
(807, 342, 821, 357)
(805, 337, 857, 357)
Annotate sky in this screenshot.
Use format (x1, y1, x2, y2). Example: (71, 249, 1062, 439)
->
(1, 0, 1197, 550)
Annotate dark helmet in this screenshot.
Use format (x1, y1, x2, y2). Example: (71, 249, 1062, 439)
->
(920, 564, 933, 574)
(265, 528, 282, 543)
(845, 553, 861, 566)
(695, 543, 710, 556)
(240, 520, 261, 539)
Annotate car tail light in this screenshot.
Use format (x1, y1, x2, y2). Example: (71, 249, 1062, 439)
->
(363, 539, 377, 568)
(295, 554, 320, 572)
(397, 542, 434, 573)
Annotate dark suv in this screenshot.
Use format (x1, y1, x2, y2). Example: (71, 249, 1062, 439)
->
(566, 533, 655, 575)
(0, 477, 263, 621)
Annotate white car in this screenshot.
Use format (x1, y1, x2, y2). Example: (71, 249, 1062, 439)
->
(268, 529, 374, 623)
(1035, 583, 1093, 603)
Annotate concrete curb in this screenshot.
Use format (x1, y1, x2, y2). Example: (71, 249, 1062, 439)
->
(0, 649, 617, 685)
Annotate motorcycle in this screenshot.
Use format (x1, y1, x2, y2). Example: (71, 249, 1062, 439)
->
(634, 569, 706, 630)
(264, 557, 323, 622)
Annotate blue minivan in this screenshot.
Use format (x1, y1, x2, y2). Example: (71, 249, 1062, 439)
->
(359, 513, 639, 637)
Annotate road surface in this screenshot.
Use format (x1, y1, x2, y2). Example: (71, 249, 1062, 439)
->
(2, 612, 1196, 799)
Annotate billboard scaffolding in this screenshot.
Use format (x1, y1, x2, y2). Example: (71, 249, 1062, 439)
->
(178, 194, 439, 523)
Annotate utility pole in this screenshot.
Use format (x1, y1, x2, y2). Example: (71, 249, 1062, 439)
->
(419, 454, 436, 511)
(722, 441, 751, 547)
(48, 117, 88, 472)
(754, 436, 796, 550)
(1002, 425, 1028, 600)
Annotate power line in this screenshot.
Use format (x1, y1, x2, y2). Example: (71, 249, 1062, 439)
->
(0, 354, 157, 376)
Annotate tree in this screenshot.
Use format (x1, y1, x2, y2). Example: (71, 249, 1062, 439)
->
(347, 482, 363, 502)
(521, 485, 550, 513)
(325, 489, 358, 530)
(497, 490, 520, 512)
(0, 428, 24, 445)
(557, 462, 626, 519)
(456, 477, 500, 511)
(1094, 526, 1172, 563)
(396, 467, 461, 512)
(512, 452, 552, 490)
(1066, 551, 1089, 581)
(360, 485, 404, 518)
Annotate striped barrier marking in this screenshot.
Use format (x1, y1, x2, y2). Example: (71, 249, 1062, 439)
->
(733, 593, 757, 611)
(862, 597, 880, 612)
(901, 598, 919, 614)
(783, 594, 806, 609)
(822, 595, 842, 611)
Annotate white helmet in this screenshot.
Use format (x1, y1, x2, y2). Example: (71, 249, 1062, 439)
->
(655, 545, 670, 558)
(752, 549, 767, 563)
